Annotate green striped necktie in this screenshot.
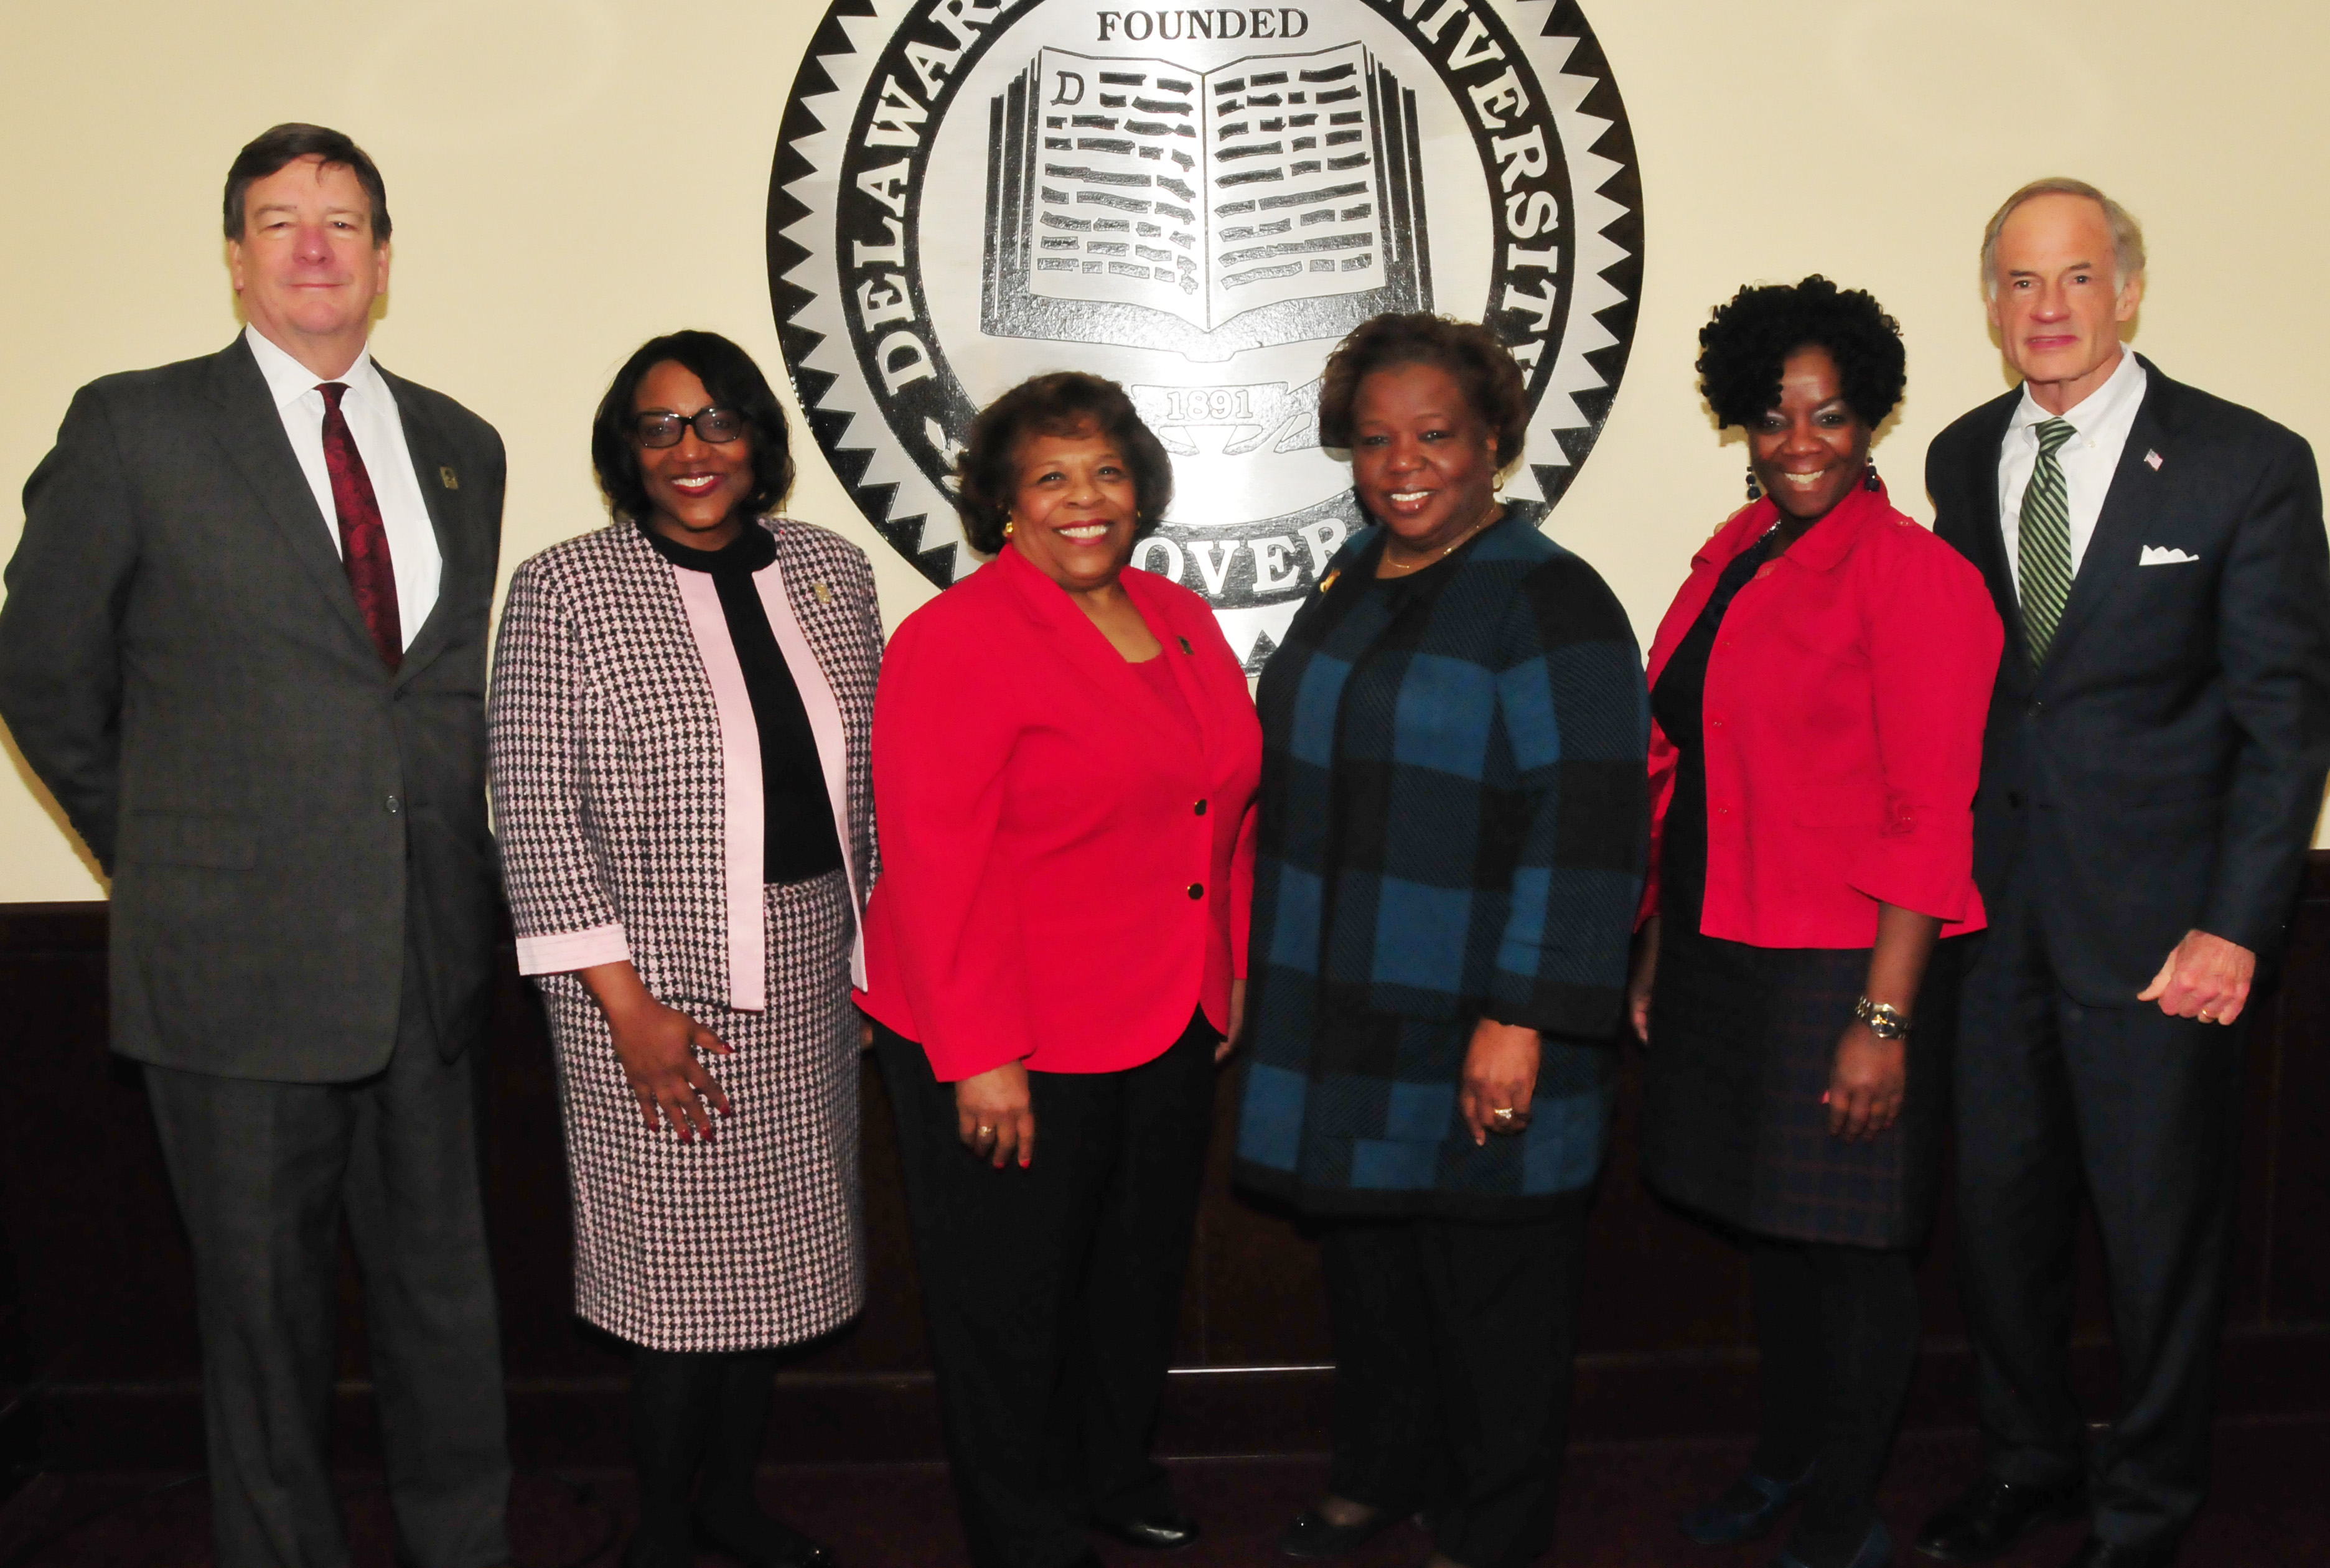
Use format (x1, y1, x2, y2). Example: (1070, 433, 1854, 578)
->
(2018, 417, 2077, 660)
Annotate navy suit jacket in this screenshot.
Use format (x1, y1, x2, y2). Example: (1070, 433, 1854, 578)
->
(1929, 355, 2330, 1002)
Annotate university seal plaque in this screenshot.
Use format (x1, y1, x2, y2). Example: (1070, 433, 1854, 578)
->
(771, 0, 1642, 667)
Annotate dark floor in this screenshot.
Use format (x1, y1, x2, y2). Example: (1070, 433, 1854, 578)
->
(1, 1417, 2324, 1567)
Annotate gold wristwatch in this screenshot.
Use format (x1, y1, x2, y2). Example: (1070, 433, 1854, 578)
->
(1852, 994, 1912, 1040)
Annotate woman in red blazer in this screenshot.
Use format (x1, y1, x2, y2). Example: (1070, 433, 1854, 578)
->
(857, 372, 1260, 1568)
(1625, 280, 2000, 1568)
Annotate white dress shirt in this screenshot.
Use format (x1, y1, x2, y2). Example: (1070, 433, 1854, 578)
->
(1996, 346, 2149, 598)
(244, 324, 441, 646)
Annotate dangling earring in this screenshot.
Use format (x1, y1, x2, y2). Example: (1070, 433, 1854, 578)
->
(1745, 468, 1762, 502)
(1492, 472, 1506, 494)
(1863, 465, 1882, 493)
(1003, 516, 1016, 539)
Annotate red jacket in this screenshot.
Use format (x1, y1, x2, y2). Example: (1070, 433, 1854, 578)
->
(856, 546, 1262, 1081)
(1642, 482, 2002, 946)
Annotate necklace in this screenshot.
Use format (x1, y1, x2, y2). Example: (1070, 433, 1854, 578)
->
(1378, 500, 1502, 577)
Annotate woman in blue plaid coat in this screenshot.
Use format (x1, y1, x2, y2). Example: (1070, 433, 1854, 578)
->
(1233, 315, 1649, 1568)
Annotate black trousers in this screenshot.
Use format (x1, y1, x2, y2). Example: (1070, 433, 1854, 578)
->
(1319, 1197, 1589, 1568)
(142, 936, 510, 1568)
(877, 1012, 1219, 1568)
(1953, 890, 2247, 1551)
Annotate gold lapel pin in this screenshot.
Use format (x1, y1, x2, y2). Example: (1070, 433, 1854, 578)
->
(1319, 568, 1341, 594)
(813, 582, 833, 604)
(439, 466, 459, 490)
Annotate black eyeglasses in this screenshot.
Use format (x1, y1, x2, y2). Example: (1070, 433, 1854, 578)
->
(634, 407, 747, 449)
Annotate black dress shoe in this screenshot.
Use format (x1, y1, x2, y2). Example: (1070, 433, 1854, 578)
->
(693, 1509, 835, 1567)
(2061, 1538, 2177, 1568)
(1914, 1474, 2087, 1562)
(1276, 1505, 1402, 1560)
(1093, 1510, 1200, 1551)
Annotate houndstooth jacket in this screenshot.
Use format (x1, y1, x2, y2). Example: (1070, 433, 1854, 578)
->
(489, 516, 880, 1009)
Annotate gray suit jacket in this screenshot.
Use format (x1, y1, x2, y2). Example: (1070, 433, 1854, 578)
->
(0, 336, 505, 1080)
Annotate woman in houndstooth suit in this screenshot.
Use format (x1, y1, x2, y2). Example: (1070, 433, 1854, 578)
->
(489, 331, 879, 1568)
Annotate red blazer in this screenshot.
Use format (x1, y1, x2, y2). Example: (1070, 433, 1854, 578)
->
(856, 545, 1262, 1081)
(1642, 482, 2003, 947)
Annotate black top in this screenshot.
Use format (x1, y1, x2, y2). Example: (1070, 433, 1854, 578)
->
(640, 522, 843, 883)
(1651, 531, 1776, 930)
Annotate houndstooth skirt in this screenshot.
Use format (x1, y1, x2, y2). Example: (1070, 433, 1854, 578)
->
(538, 870, 864, 1351)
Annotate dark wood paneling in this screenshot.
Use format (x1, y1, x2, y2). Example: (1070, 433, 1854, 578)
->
(0, 1146, 33, 1506)
(3, 862, 2328, 1470)
(2264, 866, 2330, 1323)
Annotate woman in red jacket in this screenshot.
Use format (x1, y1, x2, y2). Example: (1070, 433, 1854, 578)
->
(856, 372, 1261, 1568)
(1626, 279, 2001, 1568)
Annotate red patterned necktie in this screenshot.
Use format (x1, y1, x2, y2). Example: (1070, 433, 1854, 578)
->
(317, 381, 402, 670)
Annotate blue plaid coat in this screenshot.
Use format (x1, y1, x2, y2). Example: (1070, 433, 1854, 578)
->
(1233, 513, 1648, 1216)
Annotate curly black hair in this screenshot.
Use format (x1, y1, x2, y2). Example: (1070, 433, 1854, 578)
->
(955, 371, 1173, 556)
(1317, 312, 1529, 462)
(592, 330, 795, 525)
(1695, 276, 1905, 429)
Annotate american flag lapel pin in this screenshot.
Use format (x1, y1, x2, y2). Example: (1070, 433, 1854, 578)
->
(2143, 449, 2164, 471)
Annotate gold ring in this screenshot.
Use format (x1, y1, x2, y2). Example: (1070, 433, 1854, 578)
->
(975, 1124, 996, 1137)
(2199, 1012, 2214, 1024)
(1491, 1107, 1515, 1122)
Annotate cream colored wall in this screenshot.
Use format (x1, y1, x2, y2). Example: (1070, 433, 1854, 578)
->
(4, 0, 2326, 899)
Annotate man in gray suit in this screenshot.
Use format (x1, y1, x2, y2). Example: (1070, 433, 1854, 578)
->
(0, 124, 512, 1568)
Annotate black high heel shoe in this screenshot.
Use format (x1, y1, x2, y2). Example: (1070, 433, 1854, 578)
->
(1679, 1462, 1818, 1546)
(1093, 1508, 1201, 1551)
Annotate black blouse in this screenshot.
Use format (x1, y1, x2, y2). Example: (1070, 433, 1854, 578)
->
(640, 522, 843, 883)
(1650, 530, 1776, 930)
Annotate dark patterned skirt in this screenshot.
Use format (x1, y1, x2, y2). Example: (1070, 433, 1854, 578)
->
(1640, 922, 1959, 1249)
(537, 870, 864, 1351)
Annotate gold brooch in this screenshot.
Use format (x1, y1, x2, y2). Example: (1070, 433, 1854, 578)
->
(438, 466, 459, 490)
(812, 582, 832, 603)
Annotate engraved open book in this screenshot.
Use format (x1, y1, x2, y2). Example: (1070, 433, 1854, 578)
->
(983, 43, 1434, 362)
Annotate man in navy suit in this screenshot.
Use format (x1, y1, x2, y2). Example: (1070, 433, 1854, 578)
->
(1914, 180, 2330, 1568)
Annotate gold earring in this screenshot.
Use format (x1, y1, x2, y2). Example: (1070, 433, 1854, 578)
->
(1003, 518, 1016, 538)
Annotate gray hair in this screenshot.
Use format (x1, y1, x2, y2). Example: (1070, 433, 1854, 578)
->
(1980, 177, 2145, 297)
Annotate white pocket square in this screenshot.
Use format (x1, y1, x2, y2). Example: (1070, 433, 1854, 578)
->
(2139, 546, 2200, 566)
